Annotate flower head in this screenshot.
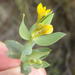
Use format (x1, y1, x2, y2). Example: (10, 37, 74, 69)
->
(32, 24, 53, 38)
(37, 3, 52, 21)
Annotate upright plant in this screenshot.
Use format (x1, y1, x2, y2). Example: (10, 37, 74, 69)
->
(5, 3, 66, 75)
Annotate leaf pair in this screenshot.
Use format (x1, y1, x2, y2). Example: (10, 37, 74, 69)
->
(20, 47, 51, 72)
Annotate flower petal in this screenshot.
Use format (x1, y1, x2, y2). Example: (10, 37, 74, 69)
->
(37, 3, 52, 21)
(37, 3, 43, 14)
(32, 24, 53, 38)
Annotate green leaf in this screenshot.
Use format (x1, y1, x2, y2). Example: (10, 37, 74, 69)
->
(40, 13, 54, 24)
(41, 61, 50, 68)
(33, 32, 66, 46)
(19, 14, 31, 40)
(32, 61, 50, 69)
(28, 48, 51, 59)
(5, 40, 23, 58)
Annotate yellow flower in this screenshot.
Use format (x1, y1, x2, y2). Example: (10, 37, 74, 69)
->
(37, 3, 52, 21)
(32, 24, 53, 38)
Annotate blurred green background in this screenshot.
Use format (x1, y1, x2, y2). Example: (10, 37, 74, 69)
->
(0, 0, 75, 75)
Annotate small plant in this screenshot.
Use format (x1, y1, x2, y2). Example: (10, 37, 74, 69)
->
(5, 3, 66, 75)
